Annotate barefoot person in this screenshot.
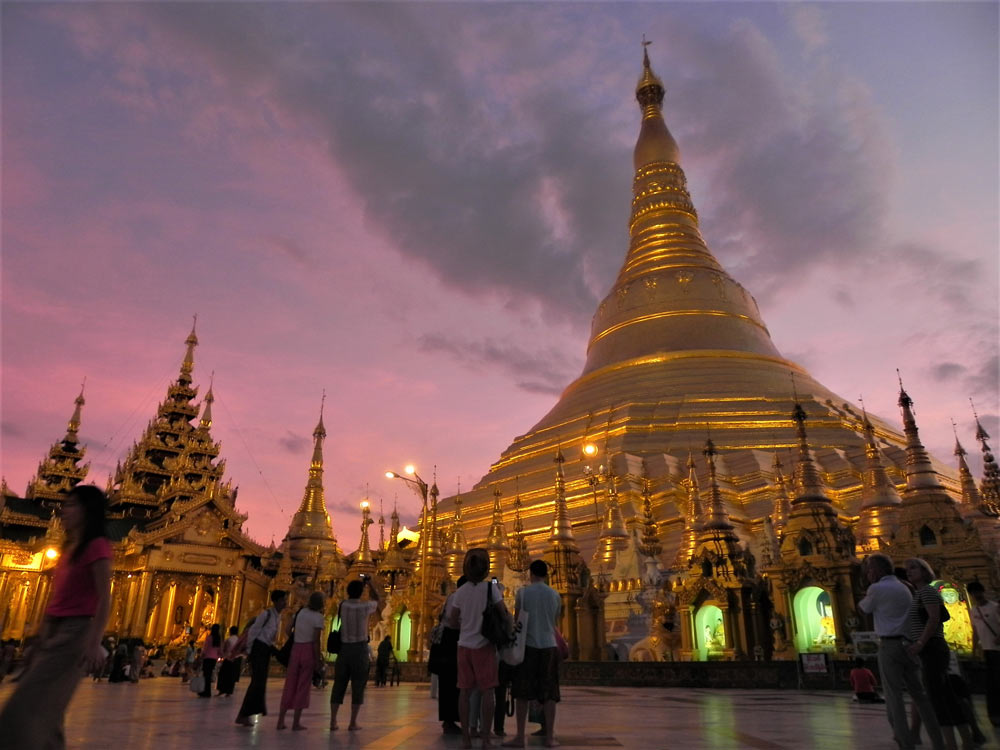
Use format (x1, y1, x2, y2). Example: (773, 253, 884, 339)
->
(330, 576, 382, 731)
(277, 591, 325, 731)
(447, 548, 512, 749)
(234, 589, 287, 726)
(0, 485, 112, 750)
(504, 559, 562, 749)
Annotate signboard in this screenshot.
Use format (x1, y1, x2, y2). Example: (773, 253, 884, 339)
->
(800, 653, 828, 674)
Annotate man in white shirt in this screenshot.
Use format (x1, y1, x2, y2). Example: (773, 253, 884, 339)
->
(858, 554, 943, 750)
(967, 580, 1000, 727)
(235, 589, 287, 726)
(447, 548, 511, 749)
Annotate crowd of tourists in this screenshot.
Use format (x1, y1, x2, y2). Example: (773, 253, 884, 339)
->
(859, 553, 999, 750)
(0, 484, 997, 750)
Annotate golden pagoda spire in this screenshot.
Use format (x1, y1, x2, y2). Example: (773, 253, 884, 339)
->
(65, 380, 86, 444)
(378, 503, 410, 582)
(855, 409, 902, 551)
(281, 395, 339, 564)
(508, 481, 530, 573)
(486, 485, 510, 574)
(972, 403, 1000, 515)
(426, 478, 443, 562)
(674, 452, 703, 568)
(897, 375, 948, 495)
(198, 374, 215, 430)
(700, 438, 734, 531)
(634, 38, 679, 167)
(355, 499, 374, 564)
(953, 424, 983, 509)
(638, 470, 662, 559)
(378, 499, 386, 551)
(860, 410, 902, 510)
(595, 467, 629, 567)
(771, 452, 791, 532)
(179, 315, 198, 385)
(791, 403, 826, 501)
(548, 448, 578, 550)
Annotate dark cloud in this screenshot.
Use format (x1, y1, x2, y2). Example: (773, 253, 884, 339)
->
(277, 430, 309, 454)
(930, 362, 965, 382)
(419, 333, 577, 395)
(264, 236, 309, 266)
(1, 421, 25, 438)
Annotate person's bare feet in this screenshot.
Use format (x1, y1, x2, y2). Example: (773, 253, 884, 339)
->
(329, 722, 339, 731)
(348, 724, 361, 731)
(502, 739, 526, 748)
(292, 724, 306, 731)
(276, 723, 286, 730)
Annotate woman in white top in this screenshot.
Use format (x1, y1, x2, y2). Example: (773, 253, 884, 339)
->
(277, 591, 326, 731)
(330, 576, 382, 731)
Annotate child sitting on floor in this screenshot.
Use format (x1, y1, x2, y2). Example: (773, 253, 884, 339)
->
(849, 657, 884, 704)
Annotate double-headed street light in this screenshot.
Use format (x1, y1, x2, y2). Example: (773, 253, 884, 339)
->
(385, 466, 431, 661)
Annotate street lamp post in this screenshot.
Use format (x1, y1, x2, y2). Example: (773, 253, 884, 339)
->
(385, 467, 430, 661)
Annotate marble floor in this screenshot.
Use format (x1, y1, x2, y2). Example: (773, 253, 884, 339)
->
(0, 678, 996, 750)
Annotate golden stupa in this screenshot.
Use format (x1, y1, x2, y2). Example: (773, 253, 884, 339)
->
(439, 49, 973, 565)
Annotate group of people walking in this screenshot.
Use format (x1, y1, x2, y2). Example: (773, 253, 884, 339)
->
(233, 574, 384, 731)
(432, 548, 563, 749)
(859, 553, 999, 750)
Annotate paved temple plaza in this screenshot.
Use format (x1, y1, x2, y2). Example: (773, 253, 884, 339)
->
(0, 678, 994, 750)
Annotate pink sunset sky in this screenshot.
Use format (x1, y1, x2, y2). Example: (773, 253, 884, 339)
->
(2, 3, 997, 552)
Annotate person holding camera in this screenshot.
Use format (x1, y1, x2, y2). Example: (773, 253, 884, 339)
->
(330, 575, 382, 731)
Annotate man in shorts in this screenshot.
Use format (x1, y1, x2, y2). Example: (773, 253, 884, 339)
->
(504, 559, 562, 749)
(447, 548, 512, 749)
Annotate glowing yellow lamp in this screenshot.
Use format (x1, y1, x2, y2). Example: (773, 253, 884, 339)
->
(582, 443, 598, 457)
(45, 548, 58, 560)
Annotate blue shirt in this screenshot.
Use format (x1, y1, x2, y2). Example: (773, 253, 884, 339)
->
(516, 581, 561, 649)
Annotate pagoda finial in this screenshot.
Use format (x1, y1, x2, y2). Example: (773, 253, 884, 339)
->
(791, 402, 825, 499)
(549, 447, 577, 549)
(179, 316, 198, 385)
(199, 372, 215, 429)
(896, 376, 945, 493)
(315, 390, 326, 438)
(310, 393, 326, 466)
(378, 497, 386, 551)
(859, 407, 901, 510)
(487, 486, 509, 552)
(701, 438, 733, 530)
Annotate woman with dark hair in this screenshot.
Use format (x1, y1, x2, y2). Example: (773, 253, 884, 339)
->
(217, 625, 240, 696)
(904, 557, 973, 750)
(0, 484, 112, 750)
(276, 591, 325, 731)
(199, 624, 222, 698)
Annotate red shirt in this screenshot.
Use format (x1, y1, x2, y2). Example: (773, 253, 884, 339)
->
(46, 537, 112, 617)
(849, 667, 878, 693)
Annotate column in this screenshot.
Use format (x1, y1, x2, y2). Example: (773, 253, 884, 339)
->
(228, 576, 244, 629)
(130, 572, 152, 638)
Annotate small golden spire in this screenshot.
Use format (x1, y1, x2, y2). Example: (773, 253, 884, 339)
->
(65, 379, 86, 443)
(179, 316, 198, 385)
(953, 419, 984, 509)
(860, 408, 901, 509)
(701, 438, 733, 530)
(636, 36, 664, 111)
(508, 477, 529, 573)
(199, 373, 215, 429)
(771, 452, 791, 531)
(549, 447, 578, 549)
(356, 499, 374, 563)
(791, 402, 825, 500)
(897, 374, 946, 494)
(972, 400, 1000, 515)
(638, 469, 662, 559)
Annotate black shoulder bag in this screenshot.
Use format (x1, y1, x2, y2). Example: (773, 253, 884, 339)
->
(275, 607, 302, 667)
(480, 582, 512, 649)
(327, 601, 344, 654)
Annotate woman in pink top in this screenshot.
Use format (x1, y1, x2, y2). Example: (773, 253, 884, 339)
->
(0, 485, 112, 750)
(199, 624, 223, 698)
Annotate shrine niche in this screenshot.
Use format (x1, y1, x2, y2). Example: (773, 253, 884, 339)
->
(694, 603, 726, 661)
(932, 579, 973, 654)
(792, 586, 836, 653)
